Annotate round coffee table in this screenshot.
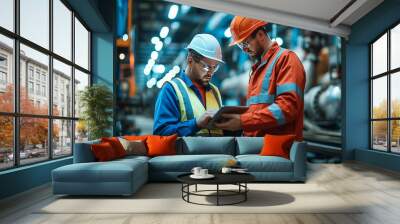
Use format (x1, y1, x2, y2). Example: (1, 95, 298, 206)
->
(177, 172, 255, 206)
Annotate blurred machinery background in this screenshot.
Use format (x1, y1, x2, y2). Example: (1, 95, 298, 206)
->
(115, 0, 343, 147)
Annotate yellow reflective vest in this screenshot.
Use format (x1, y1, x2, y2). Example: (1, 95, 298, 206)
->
(168, 78, 224, 136)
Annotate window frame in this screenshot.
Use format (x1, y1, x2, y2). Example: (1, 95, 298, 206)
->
(0, 0, 92, 171)
(369, 20, 400, 154)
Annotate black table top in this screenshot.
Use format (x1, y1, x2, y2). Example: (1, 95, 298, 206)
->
(177, 172, 255, 185)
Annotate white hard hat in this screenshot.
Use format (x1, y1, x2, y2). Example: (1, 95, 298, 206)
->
(186, 34, 224, 63)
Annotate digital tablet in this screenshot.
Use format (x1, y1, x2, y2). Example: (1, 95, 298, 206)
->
(207, 106, 249, 128)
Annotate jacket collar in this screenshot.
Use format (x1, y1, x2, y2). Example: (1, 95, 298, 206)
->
(179, 71, 211, 91)
(252, 41, 280, 71)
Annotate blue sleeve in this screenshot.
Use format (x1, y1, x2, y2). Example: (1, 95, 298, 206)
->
(153, 83, 199, 136)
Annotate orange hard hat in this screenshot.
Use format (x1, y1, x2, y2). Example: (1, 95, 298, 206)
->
(229, 16, 268, 46)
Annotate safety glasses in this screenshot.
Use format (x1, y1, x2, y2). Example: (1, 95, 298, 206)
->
(194, 58, 220, 73)
(237, 40, 251, 50)
(236, 29, 259, 50)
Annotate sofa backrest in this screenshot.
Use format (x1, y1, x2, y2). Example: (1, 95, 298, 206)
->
(235, 137, 264, 155)
(177, 137, 236, 155)
(74, 136, 288, 162)
(73, 139, 100, 163)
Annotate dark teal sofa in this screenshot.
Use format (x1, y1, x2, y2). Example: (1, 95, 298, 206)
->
(52, 137, 307, 196)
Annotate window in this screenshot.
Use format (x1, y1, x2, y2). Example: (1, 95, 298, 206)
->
(74, 69, 89, 118)
(54, 89, 58, 102)
(36, 84, 40, 95)
(0, 54, 8, 89)
(53, 0, 72, 60)
(19, 117, 49, 165)
(0, 0, 14, 32)
(0, 54, 7, 67)
(20, 0, 49, 49)
(35, 70, 41, 81)
(74, 17, 90, 70)
(0, 0, 91, 170)
(53, 119, 72, 158)
(53, 59, 72, 117)
(0, 71, 6, 85)
(28, 81, 34, 94)
(391, 24, 400, 70)
(28, 67, 34, 80)
(74, 69, 89, 142)
(42, 85, 46, 97)
(0, 34, 13, 113)
(0, 116, 13, 170)
(370, 22, 400, 154)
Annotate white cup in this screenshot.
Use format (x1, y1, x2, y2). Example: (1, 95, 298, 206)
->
(200, 169, 208, 176)
(221, 167, 232, 174)
(191, 167, 202, 176)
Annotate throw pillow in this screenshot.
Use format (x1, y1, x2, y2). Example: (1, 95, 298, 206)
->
(118, 137, 147, 156)
(146, 134, 178, 157)
(260, 134, 296, 159)
(101, 137, 126, 158)
(91, 142, 117, 161)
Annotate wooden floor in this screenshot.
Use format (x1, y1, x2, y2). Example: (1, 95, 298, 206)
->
(1, 161, 400, 224)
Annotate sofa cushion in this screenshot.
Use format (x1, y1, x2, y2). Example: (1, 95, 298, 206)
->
(148, 154, 235, 172)
(236, 155, 293, 172)
(260, 134, 295, 159)
(91, 142, 118, 161)
(147, 134, 178, 157)
(53, 157, 148, 182)
(178, 137, 235, 155)
(101, 137, 127, 158)
(236, 137, 264, 155)
(118, 138, 147, 156)
(114, 155, 150, 164)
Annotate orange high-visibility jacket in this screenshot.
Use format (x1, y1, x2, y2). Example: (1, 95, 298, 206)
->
(240, 42, 306, 141)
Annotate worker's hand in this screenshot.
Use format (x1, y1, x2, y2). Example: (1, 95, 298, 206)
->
(214, 113, 242, 131)
(196, 110, 216, 129)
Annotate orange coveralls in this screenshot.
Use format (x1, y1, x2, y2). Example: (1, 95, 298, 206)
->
(240, 42, 306, 141)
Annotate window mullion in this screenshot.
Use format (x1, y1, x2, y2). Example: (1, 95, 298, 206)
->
(49, 0, 53, 160)
(388, 29, 391, 152)
(13, 0, 21, 167)
(370, 44, 373, 149)
(71, 10, 76, 155)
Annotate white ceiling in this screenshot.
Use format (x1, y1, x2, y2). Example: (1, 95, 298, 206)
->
(229, 0, 353, 22)
(167, 0, 384, 38)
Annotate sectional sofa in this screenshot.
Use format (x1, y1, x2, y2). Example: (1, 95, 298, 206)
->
(52, 137, 307, 196)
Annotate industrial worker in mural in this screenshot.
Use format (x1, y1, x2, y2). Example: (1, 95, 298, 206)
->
(215, 16, 306, 141)
(153, 34, 224, 136)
